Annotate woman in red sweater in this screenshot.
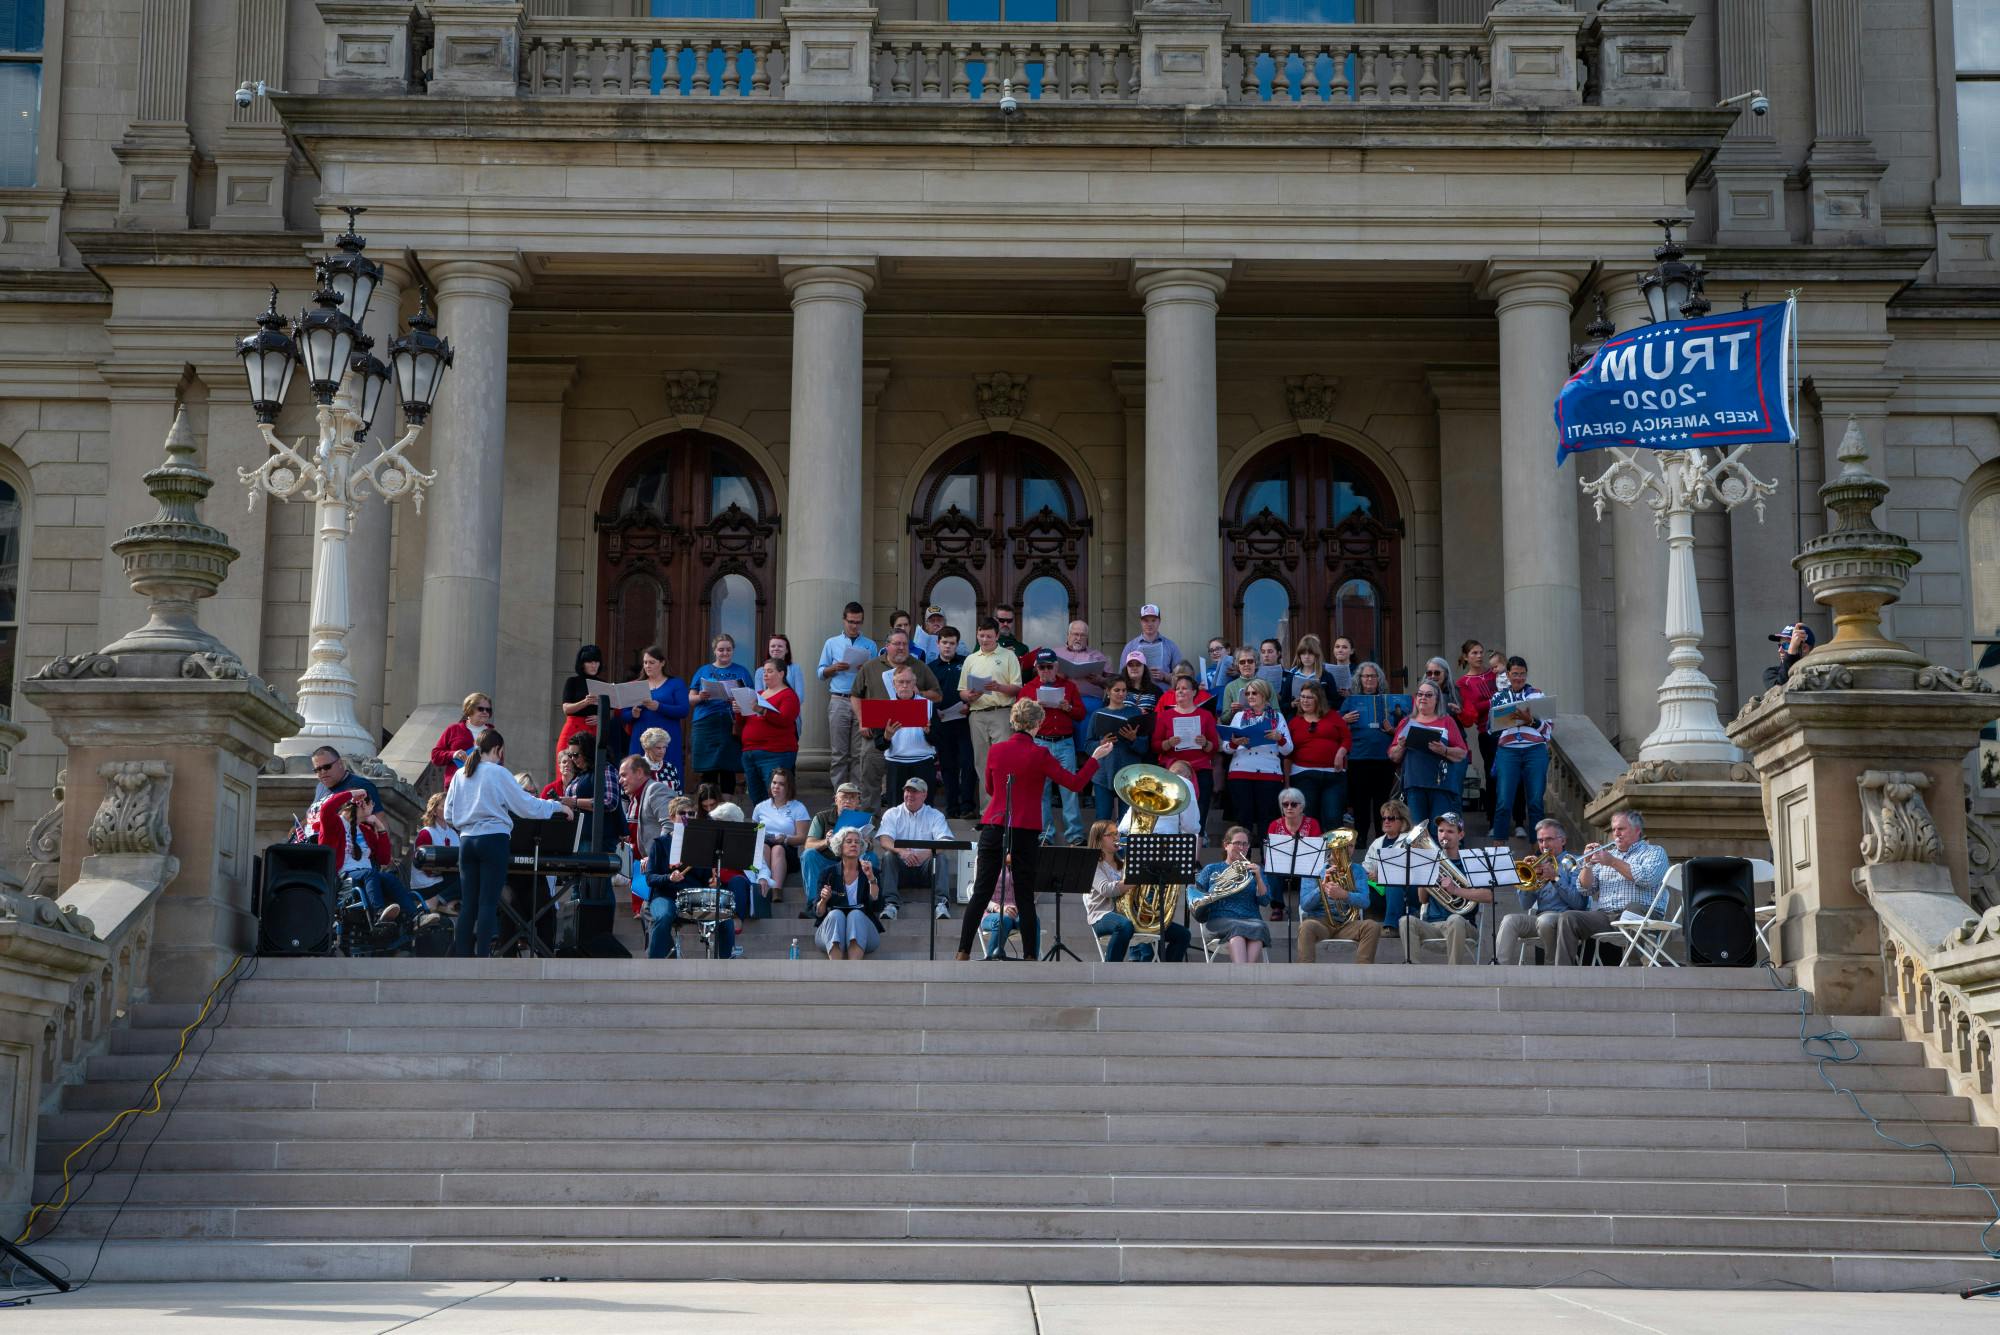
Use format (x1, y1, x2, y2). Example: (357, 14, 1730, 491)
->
(1287, 681, 1352, 836)
(432, 691, 492, 789)
(1152, 671, 1220, 833)
(740, 657, 802, 801)
(1453, 640, 1496, 824)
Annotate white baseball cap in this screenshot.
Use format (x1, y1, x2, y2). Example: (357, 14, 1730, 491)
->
(1139, 604, 1161, 618)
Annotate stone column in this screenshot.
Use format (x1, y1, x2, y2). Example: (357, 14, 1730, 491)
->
(781, 259, 875, 771)
(1112, 363, 1147, 636)
(1427, 368, 1502, 659)
(498, 359, 577, 777)
(213, 0, 291, 231)
(1133, 260, 1230, 651)
(415, 256, 524, 709)
(1803, 0, 1886, 245)
(1481, 261, 1589, 706)
(1437, 0, 1492, 20)
(1711, 0, 1789, 244)
(112, 0, 197, 229)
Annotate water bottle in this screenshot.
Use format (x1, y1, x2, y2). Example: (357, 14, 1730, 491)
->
(789, 938, 800, 960)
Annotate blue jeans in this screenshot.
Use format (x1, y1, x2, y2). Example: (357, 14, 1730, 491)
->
(451, 832, 512, 958)
(1489, 743, 1549, 839)
(650, 893, 737, 959)
(1035, 735, 1084, 844)
(979, 910, 1039, 959)
(1093, 912, 1135, 961)
(1290, 770, 1348, 834)
(743, 750, 795, 805)
(1403, 785, 1456, 830)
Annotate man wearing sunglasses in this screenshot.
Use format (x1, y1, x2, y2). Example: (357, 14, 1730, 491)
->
(310, 745, 381, 809)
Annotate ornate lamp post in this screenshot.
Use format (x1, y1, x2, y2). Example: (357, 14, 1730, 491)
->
(1577, 220, 1780, 763)
(236, 207, 454, 759)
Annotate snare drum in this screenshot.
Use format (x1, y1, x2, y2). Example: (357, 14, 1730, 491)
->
(674, 888, 732, 923)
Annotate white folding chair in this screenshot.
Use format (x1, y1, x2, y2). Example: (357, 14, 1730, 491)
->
(1591, 863, 1683, 967)
(1195, 914, 1233, 963)
(977, 916, 1022, 960)
(1749, 857, 1778, 959)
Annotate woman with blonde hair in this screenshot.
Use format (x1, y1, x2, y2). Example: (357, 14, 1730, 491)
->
(409, 791, 460, 912)
(430, 691, 494, 788)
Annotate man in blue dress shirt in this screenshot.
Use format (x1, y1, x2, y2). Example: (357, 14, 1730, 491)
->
(816, 601, 877, 791)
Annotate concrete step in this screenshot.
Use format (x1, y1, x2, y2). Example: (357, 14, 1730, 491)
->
(71, 1049, 1948, 1094)
(16, 1236, 1978, 1289)
(39, 1106, 1998, 1155)
(43, 1136, 2000, 1189)
(34, 1169, 1988, 1225)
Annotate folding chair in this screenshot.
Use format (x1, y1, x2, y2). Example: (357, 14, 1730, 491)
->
(977, 916, 1023, 960)
(1590, 864, 1683, 967)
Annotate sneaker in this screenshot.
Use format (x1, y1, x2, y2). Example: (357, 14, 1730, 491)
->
(730, 946, 745, 959)
(1269, 905, 1287, 922)
(881, 903, 899, 922)
(935, 901, 951, 919)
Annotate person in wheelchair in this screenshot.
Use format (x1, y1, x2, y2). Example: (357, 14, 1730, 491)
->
(645, 796, 751, 960)
(314, 788, 434, 945)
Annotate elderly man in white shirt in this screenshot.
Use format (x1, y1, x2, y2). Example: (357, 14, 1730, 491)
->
(877, 777, 958, 920)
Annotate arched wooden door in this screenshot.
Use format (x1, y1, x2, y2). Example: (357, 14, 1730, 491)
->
(906, 435, 1092, 649)
(594, 431, 780, 677)
(1220, 437, 1405, 681)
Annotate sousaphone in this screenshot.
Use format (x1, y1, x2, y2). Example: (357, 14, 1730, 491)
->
(1113, 764, 1193, 936)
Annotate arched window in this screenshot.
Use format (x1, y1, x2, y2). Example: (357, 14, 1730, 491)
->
(1221, 437, 1404, 682)
(596, 431, 778, 677)
(908, 435, 1091, 648)
(0, 476, 18, 708)
(1970, 483, 2000, 793)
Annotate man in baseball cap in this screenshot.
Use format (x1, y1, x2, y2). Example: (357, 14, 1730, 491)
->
(1762, 621, 1817, 690)
(1121, 604, 1183, 691)
(913, 605, 945, 660)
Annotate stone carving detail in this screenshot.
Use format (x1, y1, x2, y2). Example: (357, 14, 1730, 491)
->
(1284, 374, 1339, 423)
(23, 767, 64, 898)
(179, 651, 248, 681)
(1915, 665, 1998, 695)
(353, 755, 399, 784)
(1856, 769, 1944, 868)
(663, 370, 718, 420)
(85, 760, 174, 857)
(1628, 759, 1685, 785)
(34, 653, 119, 682)
(1944, 906, 2000, 950)
(1968, 800, 2000, 914)
(973, 372, 1029, 424)
(3, 768, 93, 937)
(1788, 663, 1856, 693)
(0, 880, 95, 937)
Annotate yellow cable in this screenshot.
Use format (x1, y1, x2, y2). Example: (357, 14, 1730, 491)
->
(15, 954, 246, 1245)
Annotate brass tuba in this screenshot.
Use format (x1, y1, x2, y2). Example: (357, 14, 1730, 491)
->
(1315, 827, 1359, 930)
(1113, 764, 1191, 936)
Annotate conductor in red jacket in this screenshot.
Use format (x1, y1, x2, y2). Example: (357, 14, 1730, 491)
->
(955, 697, 1116, 961)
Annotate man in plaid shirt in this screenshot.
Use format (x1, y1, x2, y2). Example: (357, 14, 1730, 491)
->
(1553, 810, 1670, 964)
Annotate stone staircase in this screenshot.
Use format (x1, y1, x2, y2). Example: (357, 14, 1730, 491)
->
(25, 959, 2000, 1290)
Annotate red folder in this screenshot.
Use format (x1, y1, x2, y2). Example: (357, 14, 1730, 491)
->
(857, 699, 929, 730)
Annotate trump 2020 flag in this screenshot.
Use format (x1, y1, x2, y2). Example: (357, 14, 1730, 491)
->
(1555, 300, 1796, 465)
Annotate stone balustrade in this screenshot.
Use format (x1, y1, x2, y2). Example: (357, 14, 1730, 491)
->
(1223, 26, 1489, 106)
(339, 6, 1687, 109)
(1545, 711, 1626, 844)
(1883, 904, 2000, 1127)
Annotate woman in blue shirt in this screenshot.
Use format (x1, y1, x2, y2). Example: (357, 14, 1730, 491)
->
(1091, 676, 1152, 821)
(1341, 661, 1404, 849)
(625, 643, 690, 777)
(689, 633, 755, 794)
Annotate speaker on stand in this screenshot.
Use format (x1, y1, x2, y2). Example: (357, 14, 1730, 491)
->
(1682, 855, 1757, 967)
(257, 842, 339, 956)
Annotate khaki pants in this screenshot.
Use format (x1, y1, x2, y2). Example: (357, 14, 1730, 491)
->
(1297, 915, 1383, 964)
(1399, 912, 1473, 965)
(969, 708, 1011, 808)
(1554, 908, 1618, 965)
(827, 694, 858, 790)
(1497, 910, 1563, 964)
(852, 728, 886, 806)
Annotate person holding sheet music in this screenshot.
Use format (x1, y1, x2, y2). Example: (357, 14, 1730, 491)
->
(1219, 645, 1259, 719)
(740, 658, 802, 802)
(1399, 812, 1488, 966)
(1120, 604, 1183, 693)
(1486, 656, 1553, 842)
(688, 634, 755, 795)
(555, 645, 603, 777)
(961, 617, 1023, 809)
(817, 602, 877, 792)
(953, 698, 1114, 962)
(929, 627, 977, 819)
(1029, 650, 1089, 846)
(1222, 677, 1293, 868)
(624, 645, 690, 779)
(1388, 682, 1468, 829)
(1199, 637, 1232, 699)
(1091, 677, 1152, 821)
(1152, 673, 1221, 833)
(855, 630, 943, 807)
(1113, 651, 1161, 713)
(1287, 683, 1350, 835)
(1085, 819, 1190, 963)
(1280, 634, 1344, 714)
(1341, 663, 1404, 847)
(880, 664, 937, 814)
(1453, 640, 1496, 823)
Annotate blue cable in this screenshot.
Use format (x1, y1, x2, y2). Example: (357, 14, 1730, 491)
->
(1762, 961, 2000, 1262)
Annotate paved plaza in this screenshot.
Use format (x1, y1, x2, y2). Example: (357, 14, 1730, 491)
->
(2, 1283, 1997, 1333)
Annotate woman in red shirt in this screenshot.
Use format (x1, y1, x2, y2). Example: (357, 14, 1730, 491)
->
(432, 691, 492, 789)
(1287, 681, 1352, 836)
(954, 697, 1114, 962)
(1152, 672, 1220, 833)
(740, 657, 802, 801)
(1453, 639, 1496, 824)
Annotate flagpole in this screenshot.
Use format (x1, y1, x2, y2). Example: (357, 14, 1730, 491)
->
(1788, 290, 1804, 622)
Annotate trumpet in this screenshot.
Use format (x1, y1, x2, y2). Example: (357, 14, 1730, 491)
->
(1515, 850, 1578, 894)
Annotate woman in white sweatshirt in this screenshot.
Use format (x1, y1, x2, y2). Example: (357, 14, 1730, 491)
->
(442, 729, 574, 957)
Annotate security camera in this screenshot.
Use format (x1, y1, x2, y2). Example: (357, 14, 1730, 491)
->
(998, 78, 1020, 118)
(1717, 89, 1769, 118)
(235, 82, 256, 110)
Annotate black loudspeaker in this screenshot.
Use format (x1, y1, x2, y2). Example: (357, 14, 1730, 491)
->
(258, 842, 338, 956)
(1682, 855, 1757, 967)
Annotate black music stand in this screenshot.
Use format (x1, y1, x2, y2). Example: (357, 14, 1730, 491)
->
(681, 817, 760, 959)
(1037, 846, 1098, 962)
(894, 837, 972, 960)
(1457, 846, 1521, 964)
(499, 816, 574, 958)
(1263, 833, 1327, 963)
(1371, 842, 1442, 966)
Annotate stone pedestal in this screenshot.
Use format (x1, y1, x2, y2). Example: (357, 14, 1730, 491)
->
(317, 0, 418, 93)
(211, 126, 291, 232)
(428, 1, 526, 98)
(1587, 0, 1692, 109)
(0, 921, 106, 1234)
(781, 4, 879, 102)
(1484, 0, 1584, 110)
(1134, 1, 1228, 107)
(22, 682, 298, 1000)
(1585, 759, 1770, 862)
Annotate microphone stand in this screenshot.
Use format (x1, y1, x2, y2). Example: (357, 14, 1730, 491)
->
(1001, 770, 1015, 959)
